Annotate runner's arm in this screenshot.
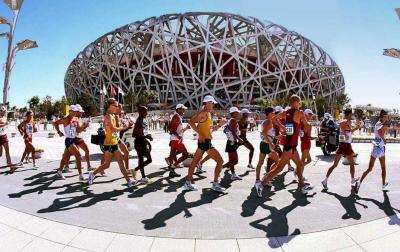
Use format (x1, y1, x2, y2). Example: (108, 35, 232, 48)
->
(169, 114, 181, 138)
(272, 112, 286, 134)
(17, 121, 24, 136)
(263, 121, 275, 149)
(188, 112, 202, 134)
(230, 120, 242, 142)
(378, 126, 387, 145)
(54, 118, 65, 136)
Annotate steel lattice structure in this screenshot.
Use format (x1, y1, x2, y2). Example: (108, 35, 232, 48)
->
(64, 12, 345, 109)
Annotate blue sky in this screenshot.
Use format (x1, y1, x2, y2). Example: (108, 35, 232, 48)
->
(0, 0, 399, 108)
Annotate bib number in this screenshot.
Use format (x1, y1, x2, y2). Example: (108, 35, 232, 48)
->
(285, 124, 294, 136)
(0, 127, 5, 135)
(300, 129, 304, 138)
(374, 137, 382, 145)
(339, 133, 345, 143)
(69, 127, 77, 138)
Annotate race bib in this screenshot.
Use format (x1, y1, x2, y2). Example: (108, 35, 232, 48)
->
(27, 125, 33, 135)
(285, 123, 294, 136)
(69, 126, 77, 138)
(339, 133, 345, 143)
(112, 131, 119, 139)
(300, 129, 304, 138)
(374, 137, 382, 145)
(0, 127, 5, 135)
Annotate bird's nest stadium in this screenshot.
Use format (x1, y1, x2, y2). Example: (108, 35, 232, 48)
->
(64, 12, 345, 109)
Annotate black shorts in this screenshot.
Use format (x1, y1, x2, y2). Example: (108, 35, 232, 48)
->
(225, 140, 239, 153)
(198, 139, 214, 151)
(65, 138, 77, 148)
(283, 144, 298, 152)
(134, 137, 150, 151)
(239, 134, 249, 145)
(103, 144, 119, 153)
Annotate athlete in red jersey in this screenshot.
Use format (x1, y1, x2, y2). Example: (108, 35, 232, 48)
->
(257, 95, 312, 196)
(300, 109, 316, 168)
(17, 111, 38, 168)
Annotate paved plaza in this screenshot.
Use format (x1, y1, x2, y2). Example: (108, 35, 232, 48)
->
(0, 126, 399, 251)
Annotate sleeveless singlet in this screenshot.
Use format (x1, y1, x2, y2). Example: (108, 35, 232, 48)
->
(25, 121, 34, 138)
(373, 121, 385, 147)
(260, 119, 275, 142)
(198, 113, 213, 140)
(0, 116, 7, 136)
(284, 108, 301, 147)
(339, 122, 353, 144)
(224, 118, 240, 142)
(64, 117, 78, 139)
(170, 112, 184, 141)
(104, 115, 119, 146)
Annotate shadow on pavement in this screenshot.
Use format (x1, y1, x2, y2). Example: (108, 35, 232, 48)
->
(249, 189, 315, 247)
(358, 191, 400, 225)
(322, 190, 368, 220)
(141, 188, 225, 230)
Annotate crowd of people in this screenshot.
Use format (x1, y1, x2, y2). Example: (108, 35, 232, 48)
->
(0, 94, 391, 198)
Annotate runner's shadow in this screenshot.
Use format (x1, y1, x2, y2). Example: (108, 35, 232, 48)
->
(315, 154, 336, 162)
(322, 190, 367, 220)
(358, 191, 400, 225)
(38, 186, 130, 213)
(141, 188, 225, 230)
(249, 189, 315, 246)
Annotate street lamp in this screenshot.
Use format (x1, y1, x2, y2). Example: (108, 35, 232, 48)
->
(383, 9, 400, 60)
(0, 0, 37, 108)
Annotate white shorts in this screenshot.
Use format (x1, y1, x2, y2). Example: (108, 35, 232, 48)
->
(371, 146, 385, 159)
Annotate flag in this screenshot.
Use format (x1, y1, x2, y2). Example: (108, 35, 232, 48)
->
(66, 105, 69, 116)
(102, 85, 107, 95)
(118, 86, 126, 96)
(111, 86, 116, 96)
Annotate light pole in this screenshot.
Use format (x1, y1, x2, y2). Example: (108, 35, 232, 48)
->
(383, 9, 400, 60)
(1, 0, 37, 108)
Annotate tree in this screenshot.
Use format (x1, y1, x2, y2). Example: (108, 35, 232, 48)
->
(315, 96, 329, 119)
(27, 96, 40, 116)
(125, 90, 137, 113)
(137, 90, 159, 107)
(333, 93, 351, 112)
(257, 97, 273, 110)
(76, 93, 97, 117)
(354, 108, 365, 120)
(301, 99, 313, 110)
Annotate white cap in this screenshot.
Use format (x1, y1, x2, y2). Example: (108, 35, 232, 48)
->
(241, 108, 250, 114)
(69, 105, 76, 111)
(274, 106, 283, 113)
(229, 107, 241, 114)
(202, 95, 218, 104)
(324, 113, 331, 119)
(175, 104, 188, 110)
(75, 104, 84, 113)
(0, 106, 6, 112)
(285, 106, 291, 111)
(304, 109, 314, 115)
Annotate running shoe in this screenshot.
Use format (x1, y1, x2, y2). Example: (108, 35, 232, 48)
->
(88, 171, 94, 185)
(211, 182, 225, 192)
(56, 171, 66, 180)
(196, 165, 204, 174)
(165, 157, 171, 166)
(16, 162, 23, 166)
(128, 180, 138, 188)
(351, 177, 360, 186)
(169, 170, 181, 178)
(247, 164, 255, 169)
(79, 175, 86, 182)
(183, 181, 197, 191)
(301, 185, 313, 195)
(382, 182, 389, 191)
(303, 176, 308, 182)
(140, 177, 154, 185)
(32, 164, 39, 169)
(354, 180, 361, 194)
(64, 166, 71, 173)
(231, 173, 242, 181)
(321, 179, 328, 190)
(255, 182, 263, 197)
(130, 169, 137, 180)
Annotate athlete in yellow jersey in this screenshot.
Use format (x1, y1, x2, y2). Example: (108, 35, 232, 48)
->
(88, 98, 136, 188)
(184, 95, 227, 192)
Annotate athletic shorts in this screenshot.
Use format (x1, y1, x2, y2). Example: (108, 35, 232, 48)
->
(371, 146, 385, 159)
(0, 135, 8, 145)
(134, 137, 150, 151)
(225, 140, 239, 153)
(103, 144, 119, 153)
(336, 143, 354, 156)
(170, 140, 185, 149)
(260, 141, 272, 155)
(24, 136, 32, 144)
(239, 134, 249, 145)
(283, 144, 298, 153)
(198, 139, 214, 152)
(75, 137, 85, 145)
(65, 138, 77, 148)
(301, 140, 311, 152)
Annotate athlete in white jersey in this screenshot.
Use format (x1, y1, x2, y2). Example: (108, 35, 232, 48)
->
(0, 106, 12, 168)
(254, 107, 280, 197)
(222, 107, 243, 181)
(357, 110, 389, 192)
